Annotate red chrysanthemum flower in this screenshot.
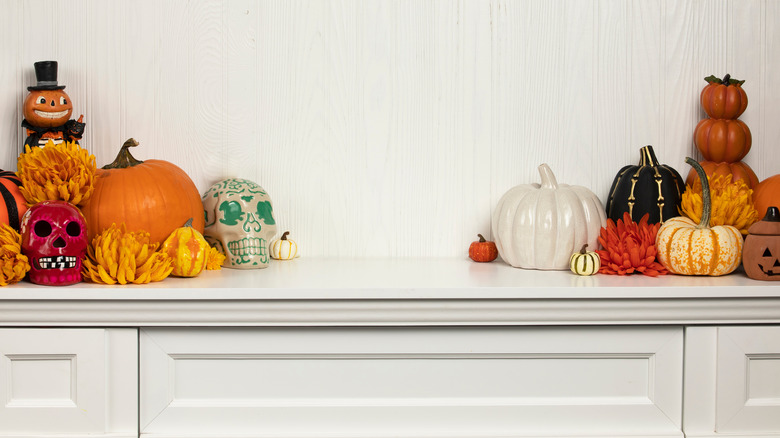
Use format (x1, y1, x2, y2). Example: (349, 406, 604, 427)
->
(596, 212, 667, 277)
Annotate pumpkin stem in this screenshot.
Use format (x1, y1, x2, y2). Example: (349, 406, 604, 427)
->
(477, 234, 487, 243)
(764, 207, 780, 222)
(538, 163, 559, 189)
(103, 138, 145, 170)
(579, 244, 588, 254)
(686, 157, 711, 229)
(638, 145, 660, 167)
(722, 73, 731, 84)
(281, 231, 290, 241)
(183, 218, 194, 228)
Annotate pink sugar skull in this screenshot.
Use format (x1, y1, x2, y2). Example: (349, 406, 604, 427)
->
(20, 200, 88, 286)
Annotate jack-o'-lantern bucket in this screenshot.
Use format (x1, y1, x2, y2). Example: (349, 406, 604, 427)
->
(744, 206, 780, 280)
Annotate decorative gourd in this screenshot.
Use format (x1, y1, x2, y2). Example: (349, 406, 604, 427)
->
(80, 139, 204, 245)
(468, 234, 498, 263)
(492, 163, 606, 270)
(753, 174, 780, 219)
(161, 218, 211, 277)
(605, 145, 685, 224)
(700, 74, 748, 120)
(0, 170, 28, 231)
(569, 244, 599, 276)
(685, 160, 759, 189)
(743, 207, 780, 280)
(656, 158, 743, 276)
(693, 118, 751, 162)
(270, 231, 300, 261)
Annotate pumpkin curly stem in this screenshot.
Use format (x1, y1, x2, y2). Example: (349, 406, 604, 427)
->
(477, 234, 487, 243)
(579, 243, 588, 254)
(103, 138, 145, 169)
(686, 157, 711, 229)
(281, 231, 290, 241)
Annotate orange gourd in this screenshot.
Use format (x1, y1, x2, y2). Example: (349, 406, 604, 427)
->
(656, 158, 743, 276)
(685, 160, 759, 190)
(80, 139, 205, 245)
(700, 74, 748, 120)
(468, 234, 498, 263)
(754, 174, 780, 219)
(693, 118, 751, 162)
(161, 218, 210, 277)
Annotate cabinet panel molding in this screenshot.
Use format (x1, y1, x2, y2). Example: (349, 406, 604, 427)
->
(0, 328, 138, 437)
(141, 326, 683, 437)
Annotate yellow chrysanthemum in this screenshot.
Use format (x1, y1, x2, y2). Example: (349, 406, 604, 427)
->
(82, 223, 173, 285)
(205, 246, 226, 270)
(17, 141, 97, 206)
(0, 223, 31, 286)
(680, 174, 759, 235)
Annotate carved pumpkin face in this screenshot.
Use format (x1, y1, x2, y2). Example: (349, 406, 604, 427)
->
(23, 89, 73, 128)
(743, 207, 780, 281)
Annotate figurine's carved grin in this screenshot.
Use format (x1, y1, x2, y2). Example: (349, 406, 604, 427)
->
(33, 256, 79, 270)
(34, 109, 69, 119)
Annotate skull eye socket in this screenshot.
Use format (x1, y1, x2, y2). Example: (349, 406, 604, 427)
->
(34, 220, 52, 237)
(66, 221, 81, 237)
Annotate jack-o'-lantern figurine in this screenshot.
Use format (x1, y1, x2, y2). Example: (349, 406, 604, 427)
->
(21, 61, 85, 151)
(743, 206, 780, 281)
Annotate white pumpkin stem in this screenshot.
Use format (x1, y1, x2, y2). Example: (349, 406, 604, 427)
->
(579, 244, 588, 254)
(538, 163, 559, 189)
(686, 157, 711, 229)
(281, 231, 290, 241)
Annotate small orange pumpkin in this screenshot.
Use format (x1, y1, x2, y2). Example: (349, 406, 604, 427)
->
(656, 158, 743, 276)
(161, 218, 210, 277)
(700, 74, 748, 120)
(80, 139, 204, 245)
(469, 234, 498, 262)
(693, 118, 751, 162)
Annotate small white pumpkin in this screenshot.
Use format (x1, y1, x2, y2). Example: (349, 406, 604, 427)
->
(492, 163, 606, 270)
(270, 231, 299, 260)
(569, 244, 600, 276)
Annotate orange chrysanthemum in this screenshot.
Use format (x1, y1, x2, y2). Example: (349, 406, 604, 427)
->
(680, 174, 759, 235)
(0, 223, 30, 286)
(596, 212, 667, 277)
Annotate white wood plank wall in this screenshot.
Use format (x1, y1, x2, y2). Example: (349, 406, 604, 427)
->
(1, 0, 778, 257)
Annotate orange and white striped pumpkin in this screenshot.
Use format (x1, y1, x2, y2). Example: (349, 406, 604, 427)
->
(656, 158, 743, 276)
(270, 231, 299, 260)
(161, 218, 210, 277)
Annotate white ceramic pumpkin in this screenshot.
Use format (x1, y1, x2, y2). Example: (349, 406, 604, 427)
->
(491, 163, 606, 270)
(270, 231, 299, 260)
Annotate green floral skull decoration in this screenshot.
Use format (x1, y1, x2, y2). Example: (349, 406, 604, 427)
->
(202, 178, 277, 269)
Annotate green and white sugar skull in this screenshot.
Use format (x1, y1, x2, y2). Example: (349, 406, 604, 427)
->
(202, 178, 277, 269)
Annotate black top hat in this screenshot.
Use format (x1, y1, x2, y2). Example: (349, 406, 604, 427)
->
(28, 61, 66, 91)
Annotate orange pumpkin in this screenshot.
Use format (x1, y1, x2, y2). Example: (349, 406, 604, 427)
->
(469, 234, 498, 262)
(161, 218, 210, 277)
(754, 174, 780, 219)
(0, 170, 28, 231)
(693, 118, 751, 162)
(23, 89, 73, 128)
(80, 139, 205, 245)
(656, 158, 743, 276)
(685, 160, 759, 190)
(700, 74, 748, 120)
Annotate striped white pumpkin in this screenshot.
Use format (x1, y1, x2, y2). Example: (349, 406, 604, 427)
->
(569, 244, 600, 276)
(270, 231, 299, 260)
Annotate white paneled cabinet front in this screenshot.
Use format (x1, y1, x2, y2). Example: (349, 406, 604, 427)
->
(0, 328, 138, 438)
(140, 326, 683, 438)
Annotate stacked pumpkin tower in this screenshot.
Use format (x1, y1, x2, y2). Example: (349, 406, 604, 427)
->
(687, 74, 758, 189)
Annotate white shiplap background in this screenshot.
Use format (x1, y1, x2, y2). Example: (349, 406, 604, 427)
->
(1, 0, 778, 257)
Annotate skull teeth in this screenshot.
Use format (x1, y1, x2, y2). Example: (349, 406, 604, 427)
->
(228, 238, 267, 256)
(34, 256, 79, 270)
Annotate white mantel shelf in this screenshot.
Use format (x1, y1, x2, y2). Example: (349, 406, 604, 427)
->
(2, 257, 780, 327)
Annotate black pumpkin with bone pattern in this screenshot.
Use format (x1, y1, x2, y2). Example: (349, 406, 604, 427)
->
(605, 145, 686, 225)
